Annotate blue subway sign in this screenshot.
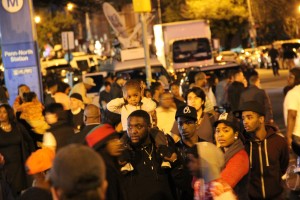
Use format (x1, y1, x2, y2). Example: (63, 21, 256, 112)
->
(0, 0, 43, 105)
(2, 42, 37, 68)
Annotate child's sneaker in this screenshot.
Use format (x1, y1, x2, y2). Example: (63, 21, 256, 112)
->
(121, 163, 134, 174)
(161, 161, 171, 169)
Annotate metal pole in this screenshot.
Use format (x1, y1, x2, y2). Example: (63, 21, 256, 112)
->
(246, 0, 257, 47)
(141, 13, 152, 88)
(157, 0, 162, 24)
(85, 12, 92, 41)
(67, 33, 71, 67)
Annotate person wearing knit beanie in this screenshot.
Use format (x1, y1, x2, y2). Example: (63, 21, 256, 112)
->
(21, 148, 55, 200)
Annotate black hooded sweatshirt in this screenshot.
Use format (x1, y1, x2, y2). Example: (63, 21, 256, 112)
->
(244, 125, 289, 199)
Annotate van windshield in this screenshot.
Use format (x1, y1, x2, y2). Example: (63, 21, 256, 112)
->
(172, 38, 212, 63)
(116, 65, 170, 82)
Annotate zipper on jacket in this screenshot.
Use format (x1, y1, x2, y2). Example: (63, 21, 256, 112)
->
(258, 142, 266, 198)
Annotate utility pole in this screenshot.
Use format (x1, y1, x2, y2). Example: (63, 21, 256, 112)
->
(133, 0, 152, 88)
(141, 13, 152, 88)
(157, 0, 162, 24)
(247, 0, 257, 47)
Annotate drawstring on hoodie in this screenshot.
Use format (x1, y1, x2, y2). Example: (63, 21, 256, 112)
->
(264, 139, 270, 167)
(250, 142, 253, 168)
(250, 140, 270, 168)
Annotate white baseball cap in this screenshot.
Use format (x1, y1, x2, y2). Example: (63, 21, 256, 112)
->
(83, 77, 96, 86)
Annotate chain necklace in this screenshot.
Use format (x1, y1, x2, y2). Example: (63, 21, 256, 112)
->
(143, 144, 153, 161)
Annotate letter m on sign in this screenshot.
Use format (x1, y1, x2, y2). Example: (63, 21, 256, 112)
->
(7, 0, 18, 7)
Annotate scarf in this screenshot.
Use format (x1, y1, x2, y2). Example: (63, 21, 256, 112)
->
(224, 139, 244, 164)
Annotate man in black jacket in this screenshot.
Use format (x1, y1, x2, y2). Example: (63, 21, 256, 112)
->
(235, 101, 289, 199)
(45, 103, 75, 151)
(110, 76, 126, 99)
(240, 75, 274, 124)
(268, 45, 280, 76)
(123, 110, 183, 200)
(227, 69, 246, 112)
(173, 105, 206, 200)
(71, 104, 101, 144)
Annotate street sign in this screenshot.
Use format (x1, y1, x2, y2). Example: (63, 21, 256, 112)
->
(133, 0, 151, 12)
(61, 31, 75, 50)
(0, 0, 43, 105)
(2, 42, 37, 68)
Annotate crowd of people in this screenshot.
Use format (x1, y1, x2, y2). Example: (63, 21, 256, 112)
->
(0, 66, 299, 200)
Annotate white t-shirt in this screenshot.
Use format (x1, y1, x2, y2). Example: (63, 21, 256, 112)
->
(156, 107, 176, 135)
(284, 85, 300, 136)
(107, 97, 157, 131)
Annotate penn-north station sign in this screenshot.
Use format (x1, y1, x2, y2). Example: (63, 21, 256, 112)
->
(4, 49, 33, 62)
(2, 42, 37, 68)
(0, 0, 43, 105)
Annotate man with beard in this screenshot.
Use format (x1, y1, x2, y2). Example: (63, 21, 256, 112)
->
(122, 110, 183, 200)
(234, 101, 289, 199)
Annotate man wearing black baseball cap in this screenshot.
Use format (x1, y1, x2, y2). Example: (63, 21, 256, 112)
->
(234, 101, 289, 199)
(173, 105, 205, 200)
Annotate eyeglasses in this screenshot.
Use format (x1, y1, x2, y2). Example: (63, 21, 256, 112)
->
(127, 124, 146, 130)
(178, 120, 195, 126)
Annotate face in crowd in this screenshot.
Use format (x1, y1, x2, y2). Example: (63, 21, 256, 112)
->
(177, 116, 197, 140)
(170, 84, 180, 97)
(106, 137, 123, 157)
(123, 87, 142, 106)
(45, 112, 58, 125)
(187, 92, 204, 112)
(69, 97, 83, 110)
(19, 85, 30, 100)
(215, 123, 238, 148)
(159, 93, 174, 109)
(127, 116, 150, 146)
(241, 111, 264, 133)
(157, 84, 165, 95)
(0, 106, 9, 123)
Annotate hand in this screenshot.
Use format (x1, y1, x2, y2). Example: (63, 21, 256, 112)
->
(164, 153, 177, 163)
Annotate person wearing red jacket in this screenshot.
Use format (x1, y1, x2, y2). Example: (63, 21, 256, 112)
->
(214, 112, 249, 199)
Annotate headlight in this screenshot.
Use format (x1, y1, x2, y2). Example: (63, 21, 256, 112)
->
(216, 55, 222, 61)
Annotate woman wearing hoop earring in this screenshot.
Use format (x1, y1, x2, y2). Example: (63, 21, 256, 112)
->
(214, 112, 249, 200)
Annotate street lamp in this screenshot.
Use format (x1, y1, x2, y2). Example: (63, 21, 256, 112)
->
(34, 16, 41, 24)
(65, 2, 92, 44)
(67, 3, 74, 11)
